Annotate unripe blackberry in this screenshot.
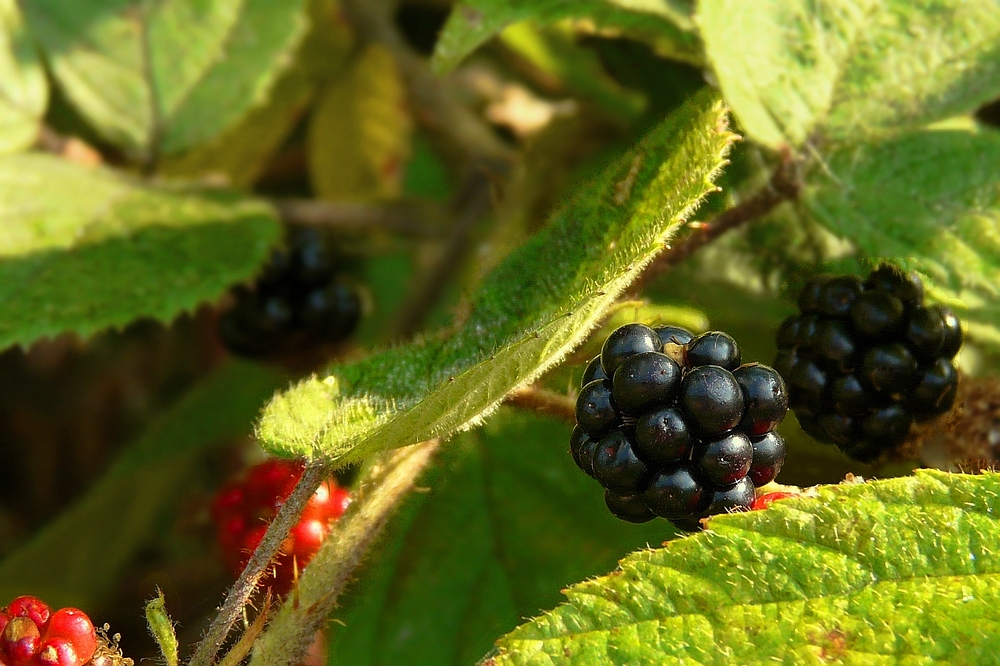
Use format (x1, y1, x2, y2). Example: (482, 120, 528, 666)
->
(776, 264, 963, 462)
(572, 322, 787, 529)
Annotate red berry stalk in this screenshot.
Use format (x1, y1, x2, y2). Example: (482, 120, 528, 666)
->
(0, 597, 97, 666)
(211, 459, 351, 594)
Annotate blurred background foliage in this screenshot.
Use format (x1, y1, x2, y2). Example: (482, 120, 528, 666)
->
(0, 0, 997, 663)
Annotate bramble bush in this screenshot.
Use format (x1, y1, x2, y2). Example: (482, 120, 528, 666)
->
(1, 0, 999, 664)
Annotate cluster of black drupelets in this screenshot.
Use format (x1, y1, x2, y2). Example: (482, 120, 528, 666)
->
(218, 226, 362, 358)
(774, 265, 962, 463)
(571, 323, 788, 530)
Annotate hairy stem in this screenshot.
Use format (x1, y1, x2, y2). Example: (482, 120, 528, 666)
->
(249, 440, 440, 666)
(187, 463, 330, 666)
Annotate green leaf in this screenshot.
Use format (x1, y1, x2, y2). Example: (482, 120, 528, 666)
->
(490, 470, 1000, 664)
(699, 0, 1000, 149)
(0, 0, 46, 153)
(22, 0, 307, 157)
(328, 412, 677, 666)
(432, 0, 699, 74)
(160, 0, 352, 187)
(308, 43, 412, 202)
(805, 127, 1000, 341)
(0, 153, 280, 349)
(0, 361, 283, 608)
(257, 89, 735, 463)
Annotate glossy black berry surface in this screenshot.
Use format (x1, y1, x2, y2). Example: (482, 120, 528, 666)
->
(748, 432, 785, 486)
(604, 490, 655, 523)
(654, 325, 694, 347)
(697, 432, 753, 486)
(591, 428, 651, 495)
(734, 364, 788, 436)
(686, 331, 742, 370)
(612, 352, 681, 414)
(633, 407, 691, 465)
(572, 322, 788, 528)
(680, 366, 744, 436)
(643, 467, 705, 519)
(582, 355, 609, 385)
(575, 380, 618, 437)
(776, 264, 963, 462)
(600, 323, 661, 377)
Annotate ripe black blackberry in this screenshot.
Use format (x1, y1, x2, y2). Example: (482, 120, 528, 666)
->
(571, 323, 788, 531)
(776, 264, 963, 463)
(219, 226, 363, 358)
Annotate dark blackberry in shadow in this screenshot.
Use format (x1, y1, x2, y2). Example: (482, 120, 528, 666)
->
(776, 264, 963, 463)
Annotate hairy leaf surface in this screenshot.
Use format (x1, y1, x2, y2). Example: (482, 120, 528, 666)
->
(432, 0, 699, 74)
(806, 127, 1000, 340)
(0, 0, 46, 153)
(257, 90, 734, 463)
(22, 0, 307, 156)
(0, 361, 283, 607)
(490, 470, 1000, 664)
(0, 154, 280, 349)
(699, 0, 1000, 149)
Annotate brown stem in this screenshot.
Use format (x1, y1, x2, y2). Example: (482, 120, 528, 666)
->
(635, 156, 801, 291)
(187, 462, 330, 666)
(271, 198, 445, 239)
(504, 385, 576, 423)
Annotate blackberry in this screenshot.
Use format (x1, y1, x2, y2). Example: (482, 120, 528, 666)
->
(600, 323, 661, 376)
(685, 331, 742, 370)
(612, 352, 681, 414)
(591, 428, 651, 495)
(218, 225, 363, 359)
(680, 366, 744, 436)
(582, 355, 609, 385)
(776, 264, 963, 462)
(654, 325, 694, 347)
(748, 431, 785, 486)
(604, 490, 655, 523)
(734, 364, 788, 436)
(572, 323, 788, 529)
(575, 380, 618, 437)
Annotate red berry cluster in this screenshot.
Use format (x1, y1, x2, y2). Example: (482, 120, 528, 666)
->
(0, 597, 97, 666)
(211, 459, 351, 594)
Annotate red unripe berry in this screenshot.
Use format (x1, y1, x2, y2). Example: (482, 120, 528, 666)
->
(211, 459, 350, 594)
(44, 609, 96, 666)
(2, 616, 41, 666)
(35, 638, 79, 666)
(4, 598, 50, 634)
(751, 491, 799, 511)
(0, 611, 10, 636)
